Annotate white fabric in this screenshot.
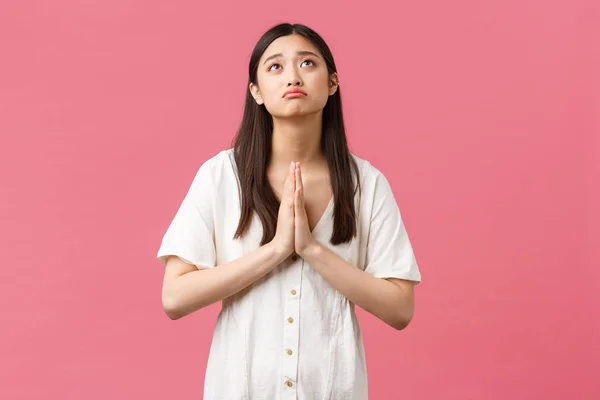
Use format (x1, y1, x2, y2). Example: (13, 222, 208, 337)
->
(157, 148, 421, 400)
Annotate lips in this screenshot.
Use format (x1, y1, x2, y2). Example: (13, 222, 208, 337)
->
(283, 90, 307, 98)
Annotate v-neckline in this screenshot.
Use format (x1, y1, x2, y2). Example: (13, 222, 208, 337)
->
(228, 150, 334, 237)
(310, 195, 334, 235)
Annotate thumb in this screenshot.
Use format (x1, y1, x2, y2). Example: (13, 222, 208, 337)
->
(294, 184, 304, 213)
(285, 162, 295, 206)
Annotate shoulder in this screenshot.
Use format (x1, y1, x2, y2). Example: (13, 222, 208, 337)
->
(197, 147, 233, 170)
(349, 152, 399, 210)
(185, 148, 236, 195)
(350, 152, 387, 185)
(194, 148, 235, 180)
(190, 148, 238, 200)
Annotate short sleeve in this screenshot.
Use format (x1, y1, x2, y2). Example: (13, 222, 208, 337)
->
(156, 160, 217, 270)
(363, 171, 421, 284)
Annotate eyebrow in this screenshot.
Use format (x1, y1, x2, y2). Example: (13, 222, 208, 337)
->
(263, 50, 320, 65)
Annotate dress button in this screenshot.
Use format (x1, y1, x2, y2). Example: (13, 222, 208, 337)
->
(290, 289, 297, 296)
(286, 349, 293, 355)
(285, 380, 293, 387)
(287, 317, 294, 323)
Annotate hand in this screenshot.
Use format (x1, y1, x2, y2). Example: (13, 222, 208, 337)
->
(271, 161, 296, 258)
(294, 162, 318, 258)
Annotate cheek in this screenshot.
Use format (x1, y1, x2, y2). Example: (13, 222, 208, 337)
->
(311, 81, 332, 107)
(259, 82, 280, 104)
(262, 91, 282, 113)
(310, 74, 332, 96)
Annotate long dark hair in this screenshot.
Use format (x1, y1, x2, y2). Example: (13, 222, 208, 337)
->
(231, 23, 360, 246)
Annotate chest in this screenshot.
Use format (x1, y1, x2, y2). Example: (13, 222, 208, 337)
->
(214, 156, 368, 269)
(270, 173, 332, 232)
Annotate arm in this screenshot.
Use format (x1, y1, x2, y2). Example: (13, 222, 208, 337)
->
(162, 242, 288, 320)
(302, 244, 415, 330)
(161, 160, 299, 320)
(293, 163, 419, 330)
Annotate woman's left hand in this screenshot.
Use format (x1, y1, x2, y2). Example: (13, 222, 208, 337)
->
(294, 162, 318, 258)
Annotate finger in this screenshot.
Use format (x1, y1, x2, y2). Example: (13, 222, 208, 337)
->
(282, 165, 290, 191)
(284, 161, 293, 186)
(295, 162, 303, 192)
(288, 161, 296, 206)
(295, 186, 301, 213)
(281, 163, 291, 202)
(285, 161, 295, 184)
(295, 166, 303, 210)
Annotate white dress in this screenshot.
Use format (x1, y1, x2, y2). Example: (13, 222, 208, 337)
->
(157, 148, 421, 400)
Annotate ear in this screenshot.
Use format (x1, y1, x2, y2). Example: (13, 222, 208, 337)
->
(328, 72, 339, 96)
(249, 82, 264, 105)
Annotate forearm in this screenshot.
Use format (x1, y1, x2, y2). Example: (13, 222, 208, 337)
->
(302, 243, 414, 330)
(163, 242, 288, 319)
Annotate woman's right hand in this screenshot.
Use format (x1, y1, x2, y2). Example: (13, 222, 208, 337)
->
(271, 161, 296, 258)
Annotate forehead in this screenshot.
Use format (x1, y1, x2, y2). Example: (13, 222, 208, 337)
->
(260, 34, 321, 61)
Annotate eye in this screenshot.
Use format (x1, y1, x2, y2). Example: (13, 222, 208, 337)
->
(268, 59, 315, 72)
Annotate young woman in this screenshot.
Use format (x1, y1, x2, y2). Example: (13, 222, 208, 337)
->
(157, 22, 421, 400)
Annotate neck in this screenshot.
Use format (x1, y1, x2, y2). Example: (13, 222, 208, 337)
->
(269, 112, 326, 170)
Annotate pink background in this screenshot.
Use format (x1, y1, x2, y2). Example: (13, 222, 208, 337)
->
(1, 1, 598, 399)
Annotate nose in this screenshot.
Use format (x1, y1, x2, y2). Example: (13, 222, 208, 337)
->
(286, 69, 302, 87)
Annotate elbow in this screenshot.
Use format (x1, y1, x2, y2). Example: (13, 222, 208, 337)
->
(391, 318, 410, 331)
(390, 317, 411, 331)
(389, 290, 415, 330)
(164, 307, 182, 321)
(389, 313, 413, 331)
(162, 293, 184, 320)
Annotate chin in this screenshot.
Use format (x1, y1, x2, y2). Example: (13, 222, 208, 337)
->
(273, 105, 323, 119)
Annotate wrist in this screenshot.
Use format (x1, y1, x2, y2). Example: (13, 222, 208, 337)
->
(266, 240, 293, 263)
(299, 240, 323, 261)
